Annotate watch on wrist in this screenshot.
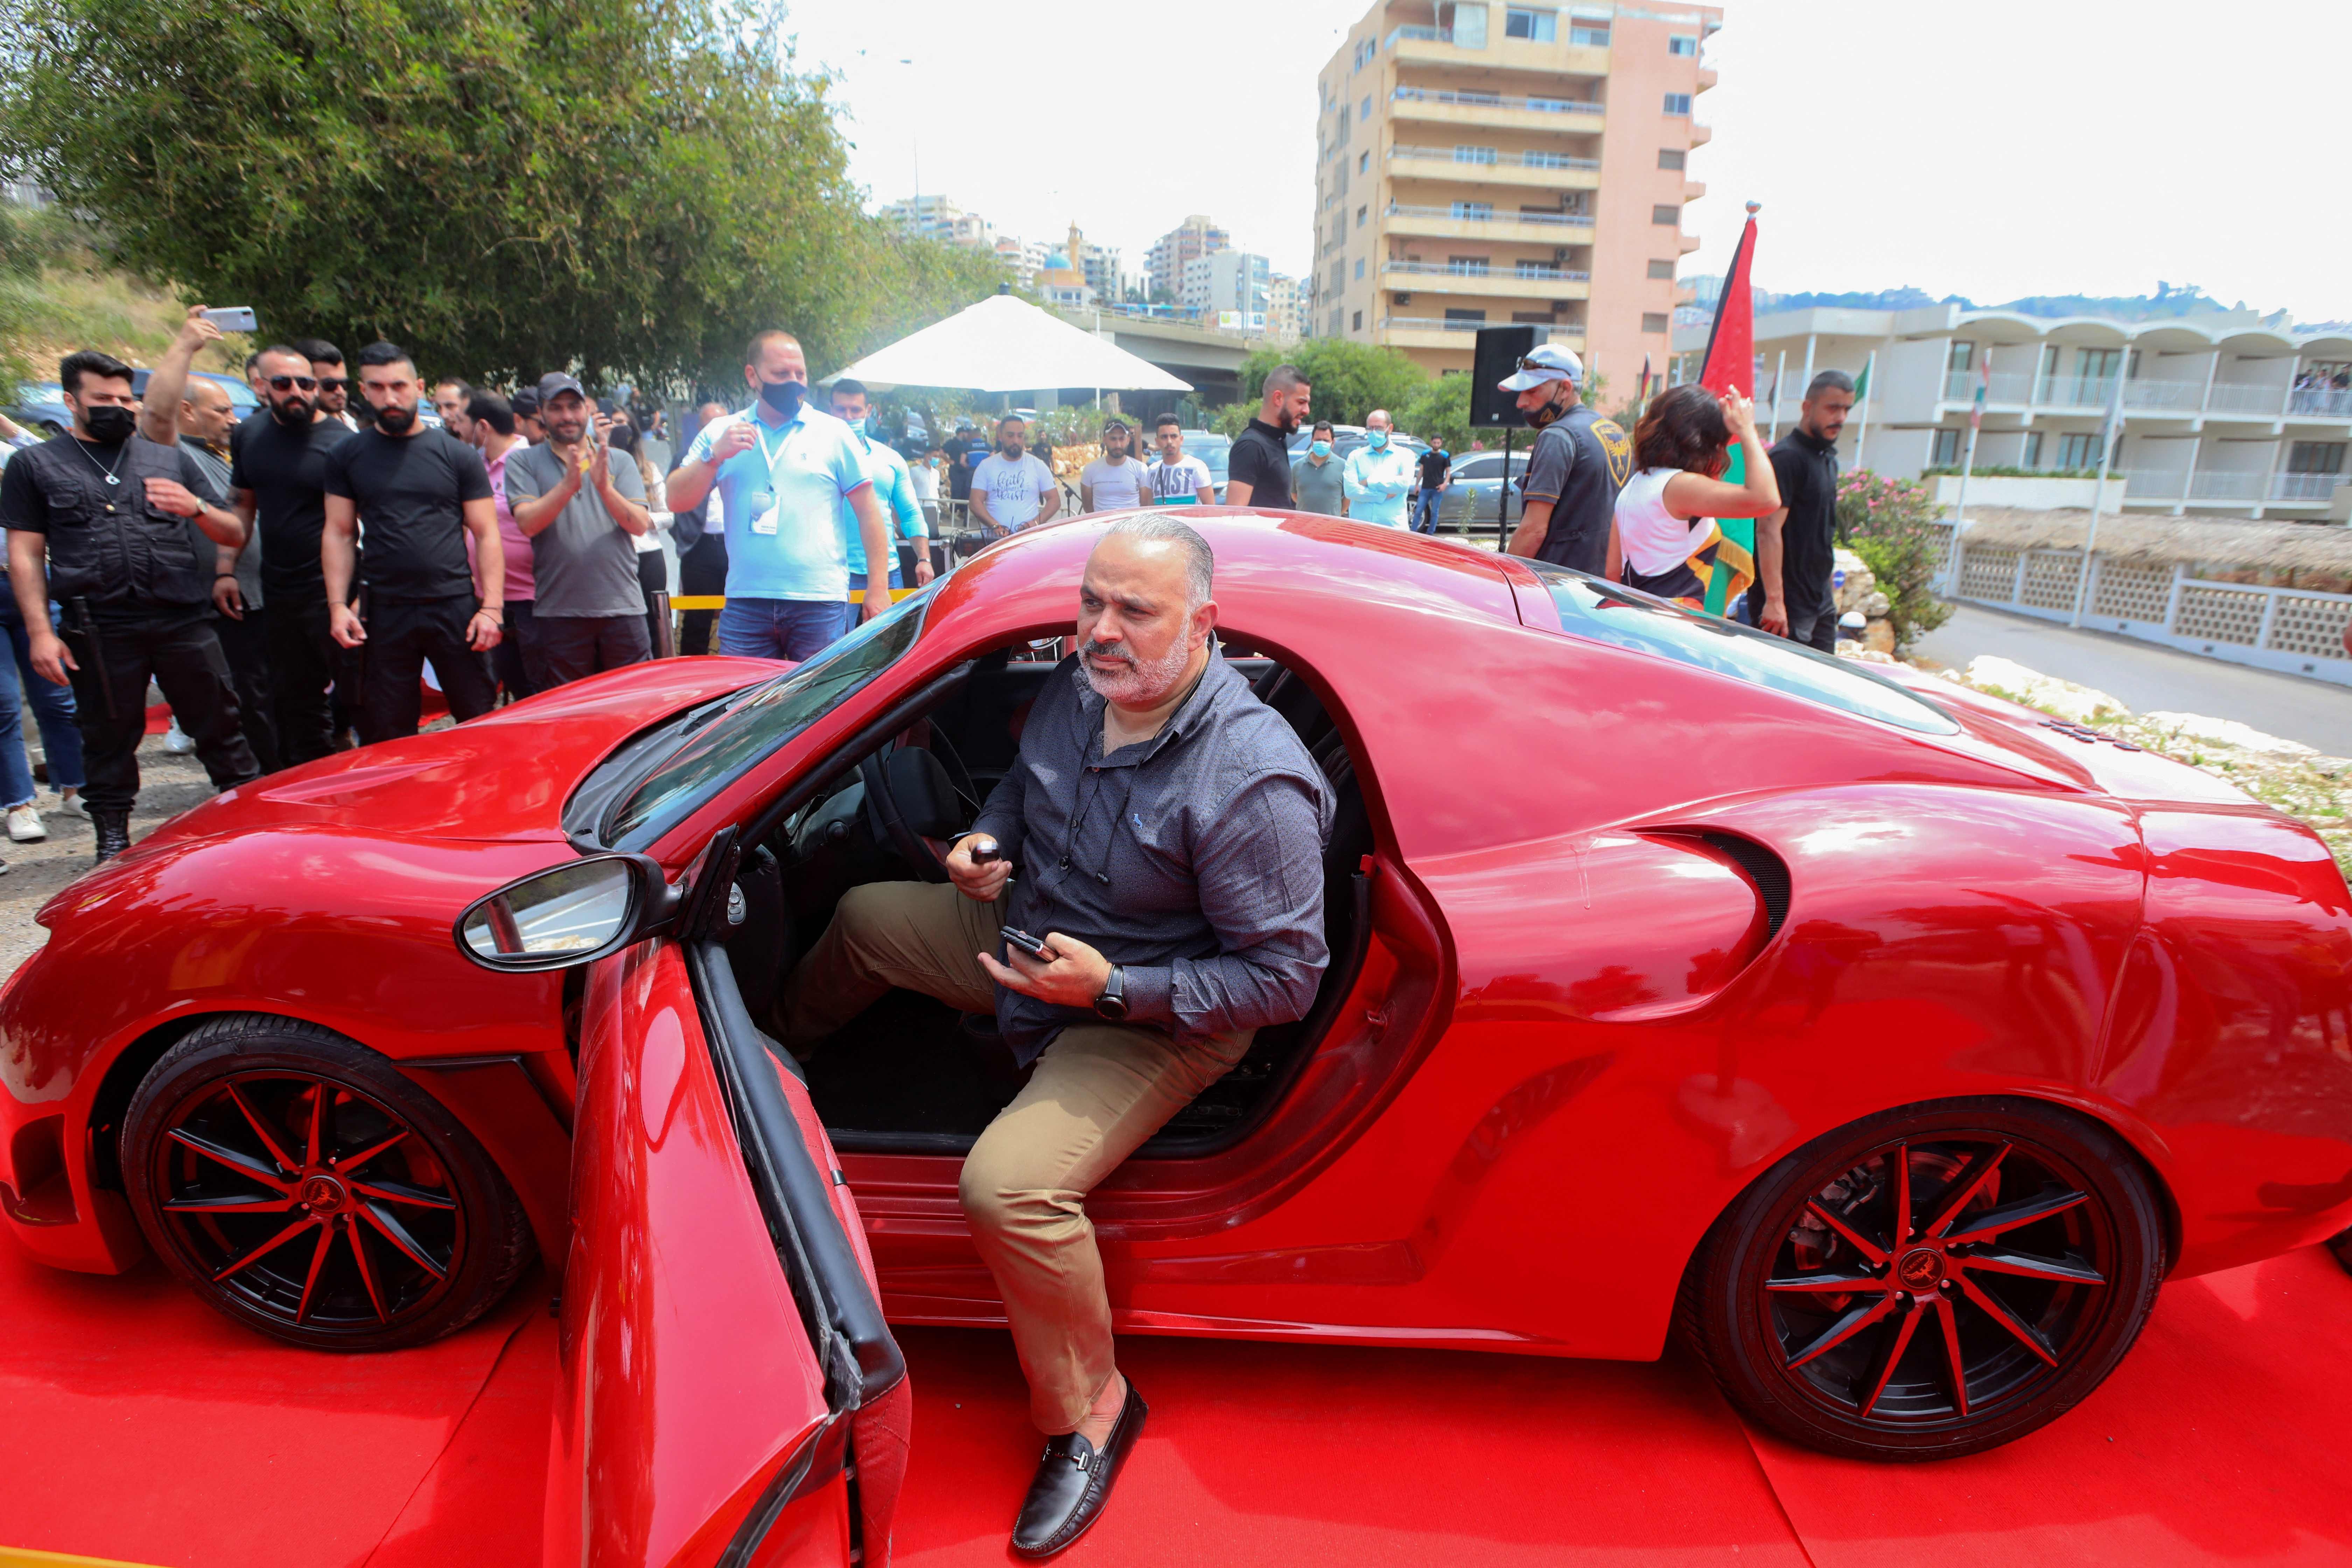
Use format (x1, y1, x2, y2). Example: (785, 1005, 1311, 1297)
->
(1093, 964, 1129, 1022)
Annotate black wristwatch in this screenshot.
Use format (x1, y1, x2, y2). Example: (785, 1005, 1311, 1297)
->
(1093, 964, 1128, 1022)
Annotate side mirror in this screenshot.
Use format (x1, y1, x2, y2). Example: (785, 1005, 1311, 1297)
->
(455, 853, 678, 972)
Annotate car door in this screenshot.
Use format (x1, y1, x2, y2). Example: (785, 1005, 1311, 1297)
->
(1442, 454, 1506, 529)
(493, 859, 910, 1567)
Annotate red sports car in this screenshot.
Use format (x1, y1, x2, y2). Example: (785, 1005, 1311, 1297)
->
(4, 513, 2349, 1562)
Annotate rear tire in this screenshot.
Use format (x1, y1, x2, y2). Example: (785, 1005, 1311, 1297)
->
(1678, 1096, 2163, 1460)
(123, 1014, 533, 1352)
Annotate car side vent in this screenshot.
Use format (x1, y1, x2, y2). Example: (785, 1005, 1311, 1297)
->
(1699, 832, 1790, 939)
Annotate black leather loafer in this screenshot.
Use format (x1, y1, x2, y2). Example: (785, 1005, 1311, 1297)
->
(1010, 1381, 1149, 1558)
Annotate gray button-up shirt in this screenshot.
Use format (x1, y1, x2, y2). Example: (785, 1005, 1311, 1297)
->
(971, 647, 1334, 1065)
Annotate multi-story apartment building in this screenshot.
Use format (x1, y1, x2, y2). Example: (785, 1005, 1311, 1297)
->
(1675, 305, 2352, 519)
(1268, 274, 1306, 343)
(1182, 251, 1272, 328)
(1147, 215, 1232, 303)
(878, 194, 994, 250)
(1313, 1, 1719, 380)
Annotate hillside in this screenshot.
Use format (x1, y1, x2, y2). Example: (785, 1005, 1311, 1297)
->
(1, 209, 251, 386)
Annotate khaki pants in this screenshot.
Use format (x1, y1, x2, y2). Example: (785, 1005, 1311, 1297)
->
(777, 881, 1252, 1432)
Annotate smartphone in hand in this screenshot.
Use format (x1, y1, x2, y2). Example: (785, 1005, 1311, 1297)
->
(202, 307, 258, 334)
(1000, 926, 1055, 960)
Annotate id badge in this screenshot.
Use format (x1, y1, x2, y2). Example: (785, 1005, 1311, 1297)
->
(746, 489, 779, 536)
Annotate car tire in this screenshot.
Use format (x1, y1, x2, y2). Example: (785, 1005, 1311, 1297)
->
(122, 1014, 534, 1352)
(1678, 1096, 2164, 1461)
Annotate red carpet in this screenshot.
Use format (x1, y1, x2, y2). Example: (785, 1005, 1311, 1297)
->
(0, 1227, 2344, 1567)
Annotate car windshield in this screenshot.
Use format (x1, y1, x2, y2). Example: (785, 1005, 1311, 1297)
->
(1522, 559, 1959, 735)
(606, 584, 936, 847)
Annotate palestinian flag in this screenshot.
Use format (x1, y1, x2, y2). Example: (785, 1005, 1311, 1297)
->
(1686, 204, 1760, 617)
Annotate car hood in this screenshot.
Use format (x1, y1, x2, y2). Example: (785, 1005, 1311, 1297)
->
(138, 657, 779, 852)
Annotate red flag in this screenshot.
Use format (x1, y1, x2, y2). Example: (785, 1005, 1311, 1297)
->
(1698, 204, 1758, 396)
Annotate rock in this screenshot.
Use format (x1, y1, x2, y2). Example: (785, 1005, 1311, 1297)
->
(1961, 655, 2132, 723)
(1862, 617, 1896, 654)
(1861, 590, 1891, 618)
(2139, 711, 2317, 758)
(1832, 548, 1878, 615)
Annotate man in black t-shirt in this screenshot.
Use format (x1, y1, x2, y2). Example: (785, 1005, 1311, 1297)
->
(1224, 364, 1311, 509)
(229, 343, 355, 765)
(1502, 343, 1631, 575)
(0, 312, 260, 861)
(321, 341, 504, 744)
(1749, 370, 1856, 652)
(943, 424, 982, 507)
(1412, 442, 1452, 533)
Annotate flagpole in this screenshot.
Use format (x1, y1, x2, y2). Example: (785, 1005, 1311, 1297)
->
(1769, 350, 1787, 440)
(2068, 369, 2126, 628)
(1951, 359, 1989, 595)
(1854, 350, 1876, 470)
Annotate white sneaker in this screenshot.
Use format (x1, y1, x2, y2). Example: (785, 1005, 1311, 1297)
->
(51, 791, 86, 819)
(163, 721, 196, 755)
(7, 805, 45, 843)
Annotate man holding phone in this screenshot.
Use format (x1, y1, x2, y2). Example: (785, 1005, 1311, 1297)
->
(503, 373, 651, 685)
(772, 515, 1332, 1556)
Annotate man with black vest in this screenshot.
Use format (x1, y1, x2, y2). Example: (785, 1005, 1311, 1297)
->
(0, 308, 261, 862)
(1501, 343, 1632, 574)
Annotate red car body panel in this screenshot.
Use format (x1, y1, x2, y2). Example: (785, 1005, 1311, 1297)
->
(1, 511, 2348, 1554)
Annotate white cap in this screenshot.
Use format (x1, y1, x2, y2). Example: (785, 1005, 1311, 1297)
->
(1497, 342, 1586, 392)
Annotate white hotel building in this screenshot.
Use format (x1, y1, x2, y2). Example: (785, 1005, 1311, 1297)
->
(1672, 304, 2352, 519)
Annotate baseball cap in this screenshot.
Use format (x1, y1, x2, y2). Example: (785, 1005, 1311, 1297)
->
(1498, 343, 1585, 392)
(537, 371, 586, 403)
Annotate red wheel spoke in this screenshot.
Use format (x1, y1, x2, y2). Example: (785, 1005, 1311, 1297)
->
(1923, 1141, 2012, 1238)
(1929, 1296, 1971, 1416)
(360, 1202, 448, 1280)
(1944, 1189, 2090, 1246)
(164, 1194, 298, 1214)
(348, 1216, 390, 1323)
(1766, 1270, 1882, 1294)
(1785, 1292, 1899, 1370)
(334, 1128, 409, 1172)
(352, 1178, 456, 1211)
(1962, 1246, 2104, 1286)
(1857, 1300, 1925, 1416)
(303, 1080, 328, 1169)
(295, 1221, 336, 1323)
(1956, 1273, 2059, 1366)
(1889, 1142, 1912, 1248)
(224, 1083, 299, 1177)
(1805, 1200, 1889, 1266)
(209, 1216, 319, 1283)
(167, 1128, 294, 1192)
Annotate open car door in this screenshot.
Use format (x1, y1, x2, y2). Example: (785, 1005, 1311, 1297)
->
(536, 878, 910, 1567)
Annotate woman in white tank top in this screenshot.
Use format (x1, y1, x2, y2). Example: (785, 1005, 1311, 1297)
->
(1605, 385, 1782, 610)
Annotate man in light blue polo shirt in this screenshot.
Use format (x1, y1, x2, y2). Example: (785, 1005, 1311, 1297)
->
(665, 329, 892, 660)
(1341, 407, 1413, 527)
(829, 378, 933, 611)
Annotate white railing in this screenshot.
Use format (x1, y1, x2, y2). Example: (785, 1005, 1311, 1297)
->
(1934, 525, 2352, 685)
(2289, 387, 2352, 418)
(1386, 24, 1451, 45)
(1391, 146, 1601, 171)
(2121, 378, 2206, 411)
(1386, 202, 1592, 228)
(2186, 470, 2267, 500)
(1382, 261, 1589, 282)
(2031, 376, 2118, 410)
(2116, 468, 2187, 498)
(2206, 381, 2289, 414)
(2272, 471, 2346, 500)
(1382, 315, 1502, 333)
(1941, 370, 2036, 403)
(1393, 86, 1604, 115)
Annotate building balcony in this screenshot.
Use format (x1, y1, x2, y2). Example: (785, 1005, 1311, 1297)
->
(2207, 382, 2292, 416)
(1379, 315, 1582, 353)
(1383, 28, 1611, 80)
(1384, 202, 1592, 245)
(1381, 262, 1590, 300)
(2117, 468, 2273, 502)
(1389, 146, 1601, 192)
(1933, 371, 2305, 420)
(1389, 85, 1605, 136)
(2289, 386, 2352, 418)
(2271, 471, 2345, 501)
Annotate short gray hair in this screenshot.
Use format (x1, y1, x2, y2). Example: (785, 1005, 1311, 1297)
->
(1102, 514, 1213, 607)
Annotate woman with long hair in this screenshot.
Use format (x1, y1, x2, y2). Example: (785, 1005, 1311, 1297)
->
(1606, 383, 1781, 611)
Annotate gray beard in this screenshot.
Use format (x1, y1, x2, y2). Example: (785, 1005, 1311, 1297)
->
(1078, 634, 1193, 706)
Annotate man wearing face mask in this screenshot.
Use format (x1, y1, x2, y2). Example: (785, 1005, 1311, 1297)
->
(1288, 420, 1345, 517)
(2, 309, 261, 862)
(828, 379, 932, 609)
(1341, 408, 1413, 528)
(969, 415, 1059, 538)
(666, 329, 890, 661)
(1502, 343, 1631, 573)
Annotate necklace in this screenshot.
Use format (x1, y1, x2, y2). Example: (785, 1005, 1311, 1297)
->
(72, 436, 123, 487)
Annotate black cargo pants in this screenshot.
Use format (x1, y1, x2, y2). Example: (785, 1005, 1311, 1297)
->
(64, 608, 259, 813)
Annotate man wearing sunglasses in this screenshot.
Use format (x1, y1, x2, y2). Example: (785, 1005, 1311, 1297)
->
(1501, 342, 1630, 574)
(226, 344, 354, 765)
(295, 338, 358, 432)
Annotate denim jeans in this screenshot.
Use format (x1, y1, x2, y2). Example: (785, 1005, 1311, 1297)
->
(1411, 490, 1444, 533)
(0, 591, 84, 803)
(845, 567, 903, 610)
(715, 597, 849, 661)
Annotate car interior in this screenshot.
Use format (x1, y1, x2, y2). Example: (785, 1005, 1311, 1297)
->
(719, 636, 1376, 1159)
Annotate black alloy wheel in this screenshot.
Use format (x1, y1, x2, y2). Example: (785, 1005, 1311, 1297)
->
(123, 1016, 533, 1351)
(1680, 1098, 2164, 1460)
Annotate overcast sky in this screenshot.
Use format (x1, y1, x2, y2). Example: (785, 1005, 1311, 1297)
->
(789, 0, 2352, 321)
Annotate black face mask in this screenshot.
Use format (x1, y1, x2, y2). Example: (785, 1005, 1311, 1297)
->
(270, 396, 314, 428)
(82, 405, 136, 444)
(758, 378, 806, 418)
(1527, 384, 1573, 430)
(374, 402, 418, 435)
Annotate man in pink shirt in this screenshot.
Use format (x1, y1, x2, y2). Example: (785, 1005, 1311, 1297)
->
(464, 390, 545, 699)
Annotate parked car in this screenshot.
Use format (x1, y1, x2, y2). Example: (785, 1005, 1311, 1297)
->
(1437, 448, 1530, 533)
(1179, 429, 1231, 501)
(8, 382, 71, 438)
(3, 517, 2347, 1558)
(129, 368, 260, 418)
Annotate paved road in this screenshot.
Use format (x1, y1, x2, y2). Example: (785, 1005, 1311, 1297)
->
(1914, 603, 2352, 756)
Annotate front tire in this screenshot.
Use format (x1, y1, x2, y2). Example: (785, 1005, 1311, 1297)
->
(123, 1015, 533, 1352)
(1679, 1097, 2164, 1460)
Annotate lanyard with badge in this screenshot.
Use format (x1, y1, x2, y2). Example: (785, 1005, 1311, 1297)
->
(741, 416, 789, 536)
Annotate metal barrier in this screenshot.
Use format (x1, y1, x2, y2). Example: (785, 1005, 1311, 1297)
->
(1932, 520, 2352, 685)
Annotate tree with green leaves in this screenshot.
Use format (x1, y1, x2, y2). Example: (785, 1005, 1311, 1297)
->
(0, 0, 1002, 394)
(1236, 339, 1426, 428)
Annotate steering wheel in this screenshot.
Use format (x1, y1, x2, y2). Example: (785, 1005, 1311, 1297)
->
(860, 746, 954, 883)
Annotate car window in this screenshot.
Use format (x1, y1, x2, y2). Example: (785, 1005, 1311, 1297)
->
(1455, 455, 1501, 481)
(1521, 559, 1959, 735)
(606, 585, 937, 847)
(1188, 439, 1231, 481)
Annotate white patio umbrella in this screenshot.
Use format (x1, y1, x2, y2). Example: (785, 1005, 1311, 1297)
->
(826, 291, 1192, 396)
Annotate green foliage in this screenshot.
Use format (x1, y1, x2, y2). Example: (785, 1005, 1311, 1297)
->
(0, 0, 1001, 394)
(1918, 465, 2101, 479)
(1398, 372, 1470, 452)
(1836, 469, 1951, 651)
(1237, 338, 1426, 427)
(1207, 401, 1254, 437)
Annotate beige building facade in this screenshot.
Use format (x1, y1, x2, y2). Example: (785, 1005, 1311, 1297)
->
(1312, 0, 1719, 382)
